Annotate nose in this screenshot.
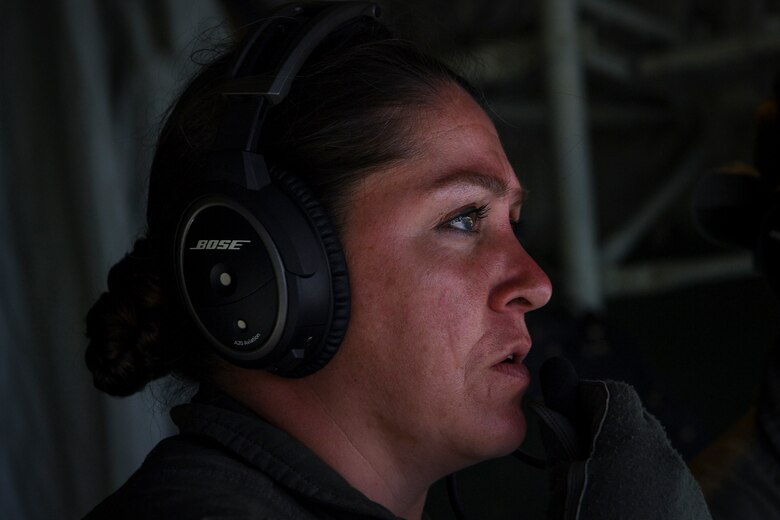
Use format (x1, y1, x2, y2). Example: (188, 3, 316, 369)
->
(487, 234, 553, 313)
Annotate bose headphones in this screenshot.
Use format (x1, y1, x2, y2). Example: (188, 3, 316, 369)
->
(172, 2, 381, 377)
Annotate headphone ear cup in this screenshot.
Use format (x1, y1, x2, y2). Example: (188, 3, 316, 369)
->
(271, 168, 350, 376)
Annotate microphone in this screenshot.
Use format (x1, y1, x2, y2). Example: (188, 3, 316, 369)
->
(525, 357, 590, 461)
(540, 356, 581, 425)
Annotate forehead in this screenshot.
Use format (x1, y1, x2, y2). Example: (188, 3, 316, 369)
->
(370, 86, 522, 199)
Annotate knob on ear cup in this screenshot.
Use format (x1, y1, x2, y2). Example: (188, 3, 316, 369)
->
(270, 168, 350, 376)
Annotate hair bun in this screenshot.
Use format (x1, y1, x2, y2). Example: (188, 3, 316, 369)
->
(85, 239, 175, 396)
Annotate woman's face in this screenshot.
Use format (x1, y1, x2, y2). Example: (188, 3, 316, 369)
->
(319, 85, 552, 473)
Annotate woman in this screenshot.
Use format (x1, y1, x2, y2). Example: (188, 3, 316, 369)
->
(84, 2, 710, 519)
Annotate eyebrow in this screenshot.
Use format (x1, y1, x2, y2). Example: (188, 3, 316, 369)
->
(423, 170, 525, 203)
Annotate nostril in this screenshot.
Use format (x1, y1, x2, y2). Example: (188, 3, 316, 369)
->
(508, 296, 532, 308)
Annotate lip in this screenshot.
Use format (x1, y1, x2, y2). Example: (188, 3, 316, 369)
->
(490, 343, 532, 381)
(490, 342, 531, 367)
(491, 360, 530, 381)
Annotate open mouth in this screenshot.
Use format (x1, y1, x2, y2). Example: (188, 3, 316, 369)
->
(493, 352, 530, 383)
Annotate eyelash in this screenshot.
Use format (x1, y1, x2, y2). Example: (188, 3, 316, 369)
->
(442, 204, 524, 239)
(444, 204, 490, 232)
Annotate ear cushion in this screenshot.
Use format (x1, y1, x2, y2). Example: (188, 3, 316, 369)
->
(271, 168, 350, 376)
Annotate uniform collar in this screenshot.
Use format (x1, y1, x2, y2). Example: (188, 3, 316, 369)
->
(170, 386, 401, 519)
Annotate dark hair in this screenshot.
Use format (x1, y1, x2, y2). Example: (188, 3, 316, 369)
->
(85, 12, 476, 397)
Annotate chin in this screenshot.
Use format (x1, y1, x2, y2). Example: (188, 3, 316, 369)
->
(472, 410, 527, 461)
(497, 419, 527, 456)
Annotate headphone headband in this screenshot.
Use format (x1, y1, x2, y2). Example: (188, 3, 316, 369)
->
(227, 3, 381, 99)
(214, 2, 381, 154)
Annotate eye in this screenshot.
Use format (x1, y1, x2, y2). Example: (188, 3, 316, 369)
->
(445, 205, 489, 232)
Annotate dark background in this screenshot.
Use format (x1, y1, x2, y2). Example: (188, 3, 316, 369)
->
(1, 0, 779, 518)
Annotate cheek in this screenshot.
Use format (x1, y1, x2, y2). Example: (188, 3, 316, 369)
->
(348, 237, 490, 371)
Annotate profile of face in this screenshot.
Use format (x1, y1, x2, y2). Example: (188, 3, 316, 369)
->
(309, 85, 553, 475)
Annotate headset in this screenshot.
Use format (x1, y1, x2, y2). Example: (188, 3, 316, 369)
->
(172, 2, 381, 377)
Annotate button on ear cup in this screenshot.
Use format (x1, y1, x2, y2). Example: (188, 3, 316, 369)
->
(209, 263, 236, 296)
(271, 168, 350, 376)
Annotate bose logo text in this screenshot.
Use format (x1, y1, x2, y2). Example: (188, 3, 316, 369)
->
(190, 240, 251, 251)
